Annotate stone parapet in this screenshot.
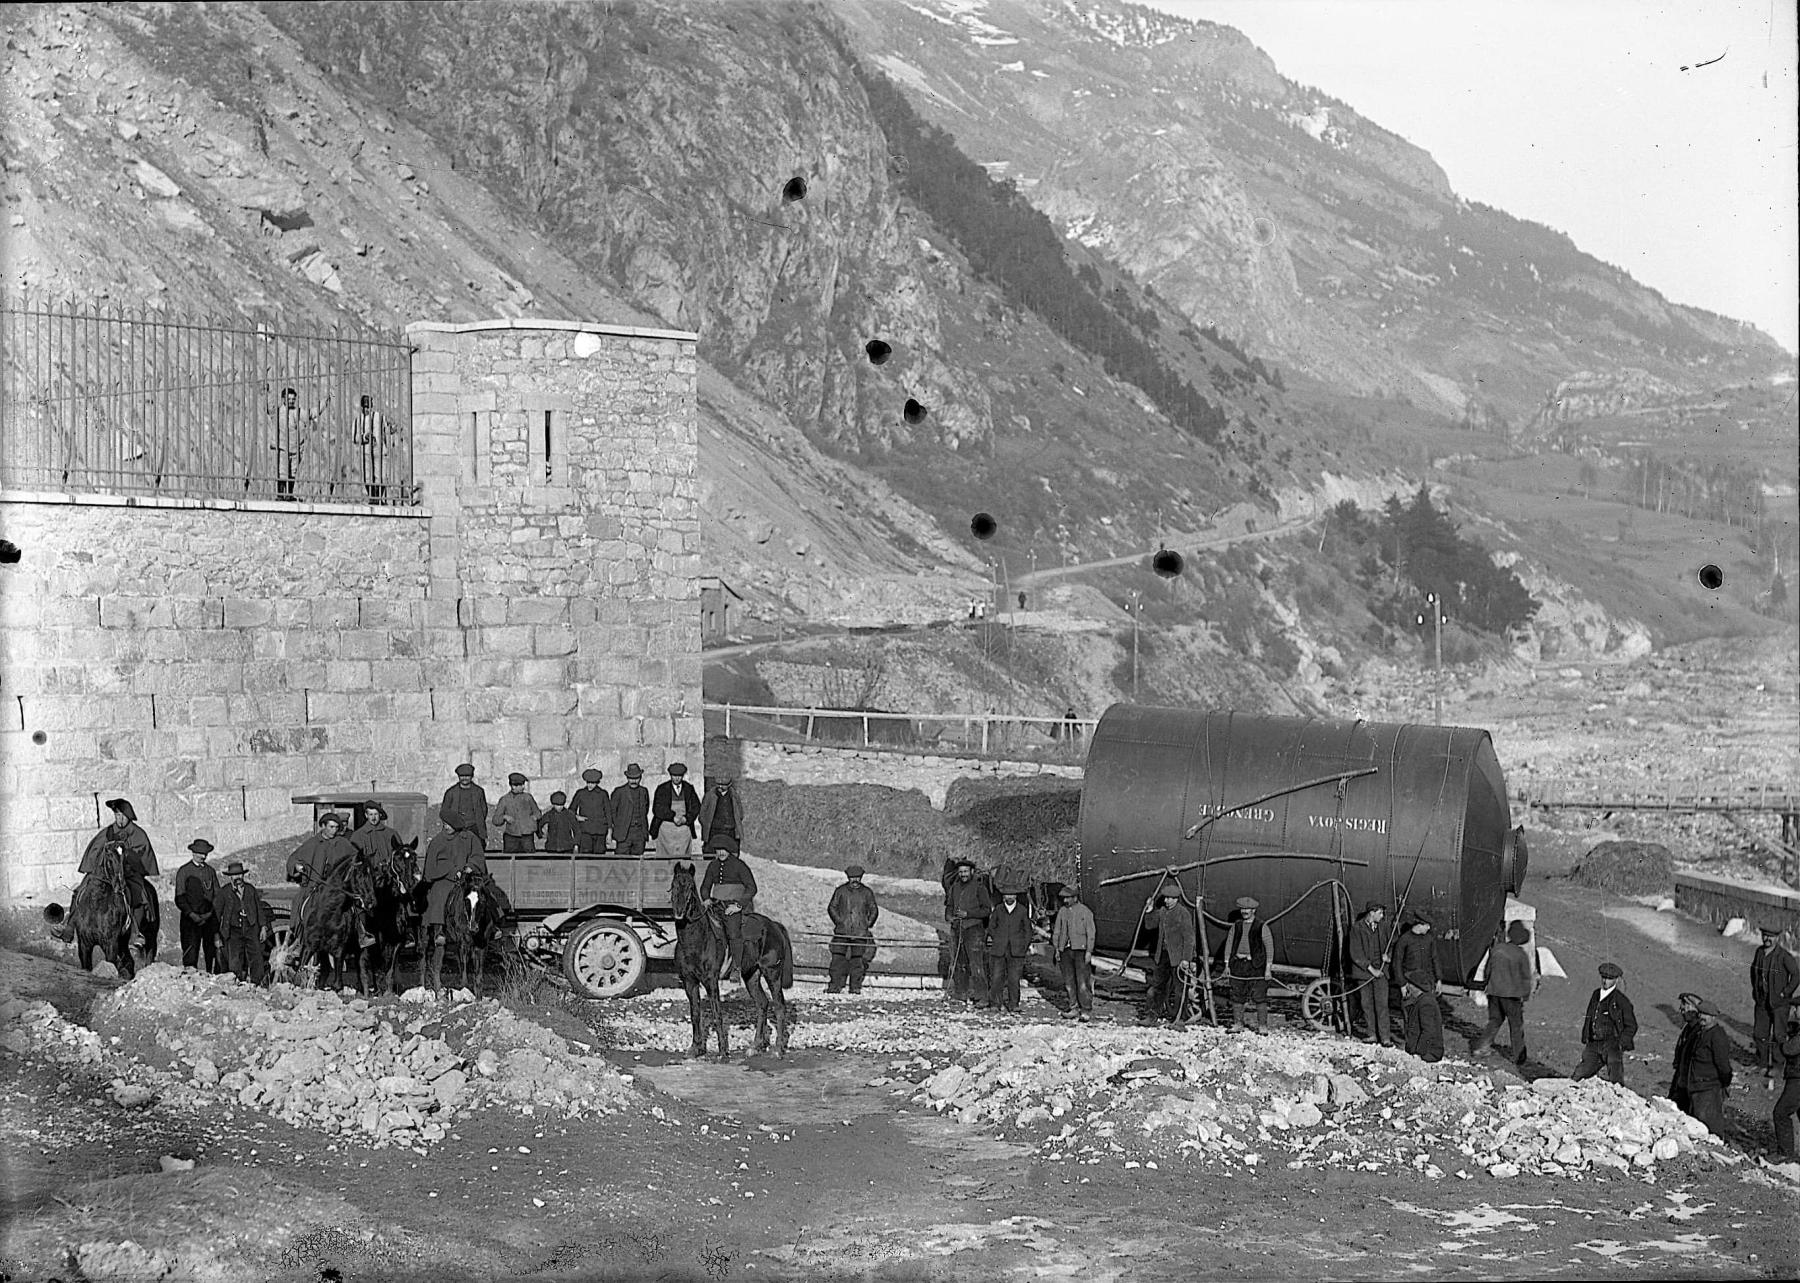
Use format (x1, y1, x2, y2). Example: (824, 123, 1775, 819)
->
(737, 740, 1084, 811)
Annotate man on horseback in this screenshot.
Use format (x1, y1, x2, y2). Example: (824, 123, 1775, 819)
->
(78, 798, 159, 941)
(351, 800, 402, 862)
(286, 812, 356, 919)
(418, 819, 513, 986)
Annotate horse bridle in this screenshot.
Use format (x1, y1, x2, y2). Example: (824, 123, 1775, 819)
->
(98, 840, 134, 917)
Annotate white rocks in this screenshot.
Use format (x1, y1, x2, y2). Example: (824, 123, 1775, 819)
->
(129, 159, 180, 198)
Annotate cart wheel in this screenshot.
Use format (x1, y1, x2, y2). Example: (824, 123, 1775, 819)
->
(562, 919, 648, 999)
(1301, 977, 1339, 1032)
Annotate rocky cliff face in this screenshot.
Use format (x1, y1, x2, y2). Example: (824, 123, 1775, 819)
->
(833, 0, 1789, 421)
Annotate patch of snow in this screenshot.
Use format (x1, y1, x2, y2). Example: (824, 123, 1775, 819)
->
(998, 60, 1026, 72)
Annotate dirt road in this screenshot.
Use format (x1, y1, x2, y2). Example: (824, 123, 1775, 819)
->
(1, 865, 1796, 1282)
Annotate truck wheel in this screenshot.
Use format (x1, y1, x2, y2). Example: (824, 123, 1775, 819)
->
(1301, 977, 1339, 1033)
(562, 919, 648, 999)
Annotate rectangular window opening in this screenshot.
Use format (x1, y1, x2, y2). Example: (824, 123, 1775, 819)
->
(543, 410, 554, 483)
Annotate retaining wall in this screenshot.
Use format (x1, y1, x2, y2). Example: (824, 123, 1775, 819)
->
(1674, 871, 1800, 946)
(0, 318, 702, 900)
(736, 739, 1084, 810)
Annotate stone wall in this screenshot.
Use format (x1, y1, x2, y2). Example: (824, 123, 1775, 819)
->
(0, 318, 701, 900)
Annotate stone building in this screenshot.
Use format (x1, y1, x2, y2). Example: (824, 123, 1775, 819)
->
(699, 575, 742, 643)
(0, 316, 700, 901)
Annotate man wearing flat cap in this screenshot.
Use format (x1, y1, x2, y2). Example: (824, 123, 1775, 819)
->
(610, 764, 650, 856)
(440, 764, 489, 849)
(944, 858, 993, 1005)
(492, 772, 542, 853)
(1670, 996, 1734, 1136)
(1143, 885, 1197, 1025)
(1669, 992, 1705, 1113)
(1220, 896, 1276, 1032)
(1393, 912, 1445, 1062)
(1751, 925, 1798, 1087)
(174, 839, 221, 972)
(1470, 920, 1536, 1064)
(985, 884, 1034, 1014)
(78, 798, 161, 941)
(1347, 901, 1393, 1046)
(698, 778, 744, 856)
(572, 769, 613, 854)
(827, 865, 880, 994)
(653, 764, 702, 839)
(1571, 961, 1638, 1085)
(1053, 886, 1097, 1022)
(418, 817, 487, 988)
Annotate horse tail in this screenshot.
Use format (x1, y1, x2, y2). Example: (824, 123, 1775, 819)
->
(772, 920, 794, 990)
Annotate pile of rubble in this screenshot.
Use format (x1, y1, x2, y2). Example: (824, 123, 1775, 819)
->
(916, 1026, 1720, 1182)
(3, 965, 634, 1149)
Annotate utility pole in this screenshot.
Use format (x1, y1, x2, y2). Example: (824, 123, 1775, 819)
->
(1416, 591, 1445, 725)
(1129, 589, 1143, 700)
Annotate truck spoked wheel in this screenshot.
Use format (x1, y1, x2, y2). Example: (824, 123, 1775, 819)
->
(562, 920, 648, 999)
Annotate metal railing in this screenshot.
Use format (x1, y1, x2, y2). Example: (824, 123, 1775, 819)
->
(0, 300, 415, 505)
(704, 702, 1096, 760)
(1515, 779, 1800, 814)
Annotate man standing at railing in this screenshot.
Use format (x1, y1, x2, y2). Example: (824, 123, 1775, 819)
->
(572, 768, 612, 854)
(266, 384, 330, 501)
(610, 764, 651, 856)
(352, 394, 397, 503)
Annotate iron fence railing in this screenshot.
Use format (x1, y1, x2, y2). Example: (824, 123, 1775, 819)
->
(0, 300, 415, 505)
(704, 702, 1096, 761)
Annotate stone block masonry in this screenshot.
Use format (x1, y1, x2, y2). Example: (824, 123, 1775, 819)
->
(0, 318, 701, 900)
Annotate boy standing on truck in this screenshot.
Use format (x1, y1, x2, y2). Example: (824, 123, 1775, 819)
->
(538, 792, 578, 854)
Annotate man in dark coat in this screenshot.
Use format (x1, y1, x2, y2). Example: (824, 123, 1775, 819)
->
(1471, 920, 1537, 1064)
(827, 865, 880, 994)
(212, 860, 271, 985)
(700, 848, 758, 912)
(1773, 1012, 1800, 1161)
(440, 763, 489, 848)
(285, 813, 356, 886)
(985, 886, 1034, 1013)
(698, 779, 744, 855)
(571, 768, 612, 854)
(418, 820, 486, 983)
(610, 764, 651, 856)
(491, 773, 542, 853)
(1571, 961, 1638, 1084)
(1347, 900, 1393, 1046)
(174, 838, 221, 972)
(944, 858, 993, 1006)
(1144, 889, 1197, 1024)
(350, 800, 402, 864)
(1393, 912, 1445, 1062)
(1670, 997, 1735, 1137)
(653, 763, 703, 835)
(1751, 926, 1799, 1085)
(79, 798, 160, 934)
(1221, 897, 1276, 1032)
(538, 792, 578, 854)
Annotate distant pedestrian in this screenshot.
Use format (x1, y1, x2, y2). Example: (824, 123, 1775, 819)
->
(986, 885, 1033, 1013)
(826, 865, 880, 994)
(1393, 911, 1444, 1062)
(1221, 896, 1275, 1032)
(212, 860, 270, 985)
(491, 773, 541, 853)
(1348, 900, 1393, 1046)
(1053, 885, 1096, 1022)
(174, 839, 220, 973)
(1571, 961, 1638, 1085)
(698, 778, 743, 855)
(1063, 707, 1081, 749)
(440, 763, 489, 849)
(1470, 921, 1536, 1064)
(538, 792, 577, 854)
(1773, 1013, 1800, 1161)
(944, 858, 993, 1006)
(571, 769, 612, 854)
(267, 384, 329, 501)
(1751, 926, 1799, 1087)
(610, 764, 650, 855)
(1144, 888, 1196, 1024)
(1017, 590, 1027, 610)
(1670, 998, 1734, 1137)
(351, 393, 397, 503)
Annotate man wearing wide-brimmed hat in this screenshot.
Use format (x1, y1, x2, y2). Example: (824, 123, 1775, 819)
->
(1220, 896, 1275, 1032)
(1348, 901, 1393, 1047)
(212, 860, 270, 985)
(1571, 961, 1638, 1085)
(610, 764, 651, 856)
(827, 865, 880, 994)
(1670, 996, 1734, 1136)
(174, 839, 221, 972)
(78, 798, 161, 938)
(571, 768, 613, 854)
(1751, 924, 1799, 1087)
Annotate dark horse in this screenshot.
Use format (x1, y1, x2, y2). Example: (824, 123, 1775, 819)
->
(67, 840, 156, 979)
(292, 856, 378, 993)
(726, 893, 794, 1057)
(671, 861, 730, 1058)
(436, 868, 512, 992)
(367, 837, 420, 994)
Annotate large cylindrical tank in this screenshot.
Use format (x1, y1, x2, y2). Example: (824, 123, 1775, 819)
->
(1077, 705, 1526, 984)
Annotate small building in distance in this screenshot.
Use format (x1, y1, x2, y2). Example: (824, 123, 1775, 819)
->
(700, 575, 743, 644)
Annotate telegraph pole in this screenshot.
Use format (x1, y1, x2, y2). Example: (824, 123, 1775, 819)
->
(1416, 591, 1445, 725)
(1129, 589, 1143, 700)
